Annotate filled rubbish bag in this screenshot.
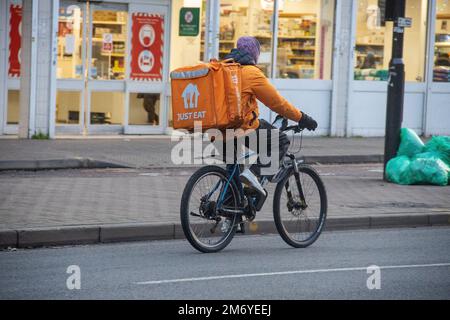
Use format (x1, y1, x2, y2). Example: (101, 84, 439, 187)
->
(385, 128, 450, 186)
(385, 156, 414, 185)
(397, 128, 424, 157)
(423, 136, 450, 167)
(409, 154, 449, 186)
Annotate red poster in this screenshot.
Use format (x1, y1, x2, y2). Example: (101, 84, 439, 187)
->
(9, 4, 22, 77)
(130, 13, 164, 81)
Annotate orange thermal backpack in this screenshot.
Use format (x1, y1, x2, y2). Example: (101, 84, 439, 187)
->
(170, 59, 243, 132)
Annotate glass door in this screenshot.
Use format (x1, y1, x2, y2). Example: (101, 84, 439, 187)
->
(56, 1, 169, 135)
(124, 3, 169, 134)
(87, 2, 128, 134)
(56, 1, 86, 134)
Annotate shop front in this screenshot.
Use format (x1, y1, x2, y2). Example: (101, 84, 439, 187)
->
(55, 0, 170, 135)
(348, 0, 450, 136)
(0, 0, 449, 137)
(169, 0, 336, 136)
(1, 0, 172, 136)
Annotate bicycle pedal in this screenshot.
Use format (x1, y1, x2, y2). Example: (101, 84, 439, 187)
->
(236, 222, 246, 234)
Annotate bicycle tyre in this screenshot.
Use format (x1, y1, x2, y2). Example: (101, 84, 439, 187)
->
(180, 165, 239, 253)
(273, 164, 327, 248)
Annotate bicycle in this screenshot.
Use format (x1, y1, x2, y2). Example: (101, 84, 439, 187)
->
(180, 115, 328, 253)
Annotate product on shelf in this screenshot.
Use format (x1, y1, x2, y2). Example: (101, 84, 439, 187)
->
(354, 68, 389, 81)
(433, 66, 450, 82)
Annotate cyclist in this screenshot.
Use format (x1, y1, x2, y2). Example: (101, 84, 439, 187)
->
(223, 36, 318, 193)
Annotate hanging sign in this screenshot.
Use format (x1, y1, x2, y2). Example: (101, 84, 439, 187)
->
(102, 33, 113, 53)
(9, 4, 22, 77)
(179, 7, 199, 36)
(130, 13, 164, 81)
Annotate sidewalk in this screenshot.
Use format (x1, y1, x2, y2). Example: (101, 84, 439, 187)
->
(0, 164, 448, 248)
(0, 136, 385, 170)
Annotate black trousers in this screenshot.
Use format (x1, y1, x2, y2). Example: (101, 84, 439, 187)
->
(222, 119, 290, 177)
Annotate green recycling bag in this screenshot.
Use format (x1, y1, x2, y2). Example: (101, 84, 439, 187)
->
(385, 156, 415, 185)
(409, 154, 449, 186)
(385, 128, 450, 186)
(397, 128, 424, 157)
(423, 136, 450, 167)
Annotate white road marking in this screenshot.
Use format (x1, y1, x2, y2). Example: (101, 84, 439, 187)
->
(136, 262, 450, 285)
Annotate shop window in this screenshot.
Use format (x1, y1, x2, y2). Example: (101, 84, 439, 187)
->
(56, 91, 81, 124)
(90, 10, 128, 80)
(7, 90, 20, 125)
(354, 0, 428, 82)
(57, 4, 83, 79)
(170, 0, 206, 70)
(276, 0, 335, 80)
(90, 92, 124, 125)
(219, 0, 273, 76)
(433, 0, 450, 82)
(199, 0, 207, 61)
(129, 93, 160, 126)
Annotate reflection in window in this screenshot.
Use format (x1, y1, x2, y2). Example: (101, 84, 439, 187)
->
(171, 0, 205, 70)
(7, 90, 20, 125)
(219, 1, 273, 76)
(129, 93, 160, 125)
(56, 91, 81, 124)
(90, 92, 123, 125)
(90, 10, 127, 80)
(57, 4, 83, 79)
(354, 0, 427, 82)
(433, 0, 450, 82)
(276, 0, 335, 80)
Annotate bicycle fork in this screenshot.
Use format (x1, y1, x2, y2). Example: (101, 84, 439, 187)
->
(285, 155, 308, 210)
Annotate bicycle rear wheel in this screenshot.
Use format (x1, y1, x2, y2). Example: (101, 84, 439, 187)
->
(273, 165, 327, 248)
(180, 166, 239, 253)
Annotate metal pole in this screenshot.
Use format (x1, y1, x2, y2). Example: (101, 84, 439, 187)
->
(383, 0, 406, 180)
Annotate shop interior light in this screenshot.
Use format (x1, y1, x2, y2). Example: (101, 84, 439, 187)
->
(183, 0, 202, 7)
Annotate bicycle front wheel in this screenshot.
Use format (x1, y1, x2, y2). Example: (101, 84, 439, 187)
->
(180, 166, 239, 253)
(273, 165, 327, 248)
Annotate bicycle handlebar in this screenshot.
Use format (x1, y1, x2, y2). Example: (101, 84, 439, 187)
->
(281, 125, 304, 133)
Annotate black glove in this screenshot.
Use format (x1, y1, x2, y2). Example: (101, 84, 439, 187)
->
(298, 113, 318, 131)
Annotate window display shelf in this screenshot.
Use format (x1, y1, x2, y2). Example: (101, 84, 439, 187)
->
(92, 38, 126, 42)
(101, 53, 125, 57)
(92, 21, 126, 25)
(356, 43, 384, 47)
(357, 53, 382, 58)
(291, 47, 315, 50)
(278, 12, 315, 18)
(255, 34, 315, 40)
(288, 56, 314, 60)
(435, 42, 450, 47)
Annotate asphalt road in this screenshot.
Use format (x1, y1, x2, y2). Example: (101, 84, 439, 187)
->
(0, 227, 449, 299)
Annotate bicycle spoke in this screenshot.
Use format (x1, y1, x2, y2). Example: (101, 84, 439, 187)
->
(185, 171, 237, 249)
(278, 170, 323, 243)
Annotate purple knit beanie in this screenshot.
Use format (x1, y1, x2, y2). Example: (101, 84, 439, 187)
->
(237, 36, 261, 63)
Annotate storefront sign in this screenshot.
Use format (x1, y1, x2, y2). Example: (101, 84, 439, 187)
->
(179, 7, 199, 37)
(8, 4, 22, 77)
(102, 33, 113, 53)
(131, 13, 164, 81)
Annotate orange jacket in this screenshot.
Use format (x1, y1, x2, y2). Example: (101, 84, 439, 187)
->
(240, 65, 303, 130)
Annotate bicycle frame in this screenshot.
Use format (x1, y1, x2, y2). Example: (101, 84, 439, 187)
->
(208, 121, 308, 216)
